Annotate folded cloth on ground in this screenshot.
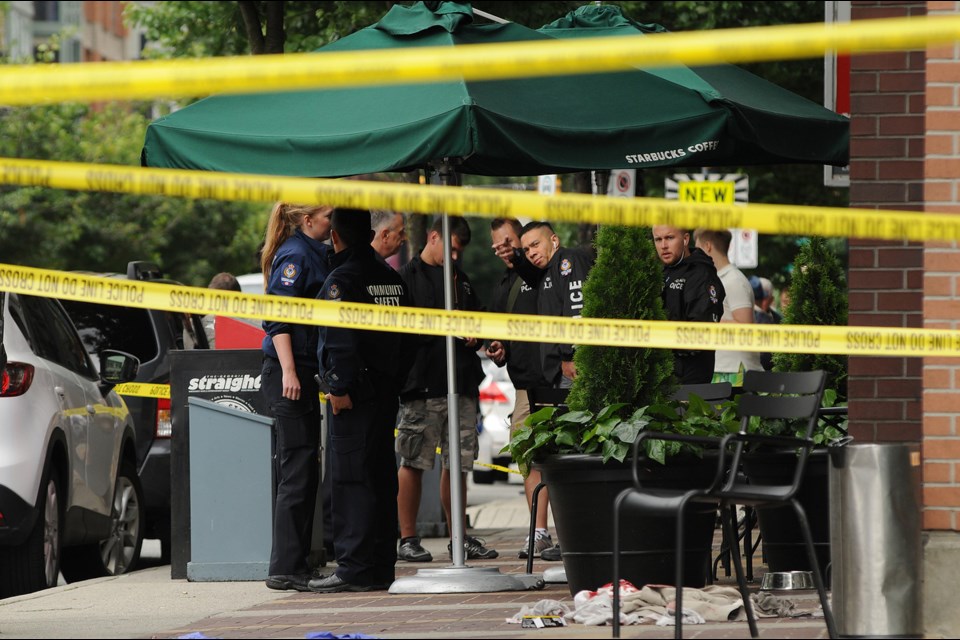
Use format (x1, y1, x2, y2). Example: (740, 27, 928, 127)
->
(506, 599, 572, 624)
(568, 581, 745, 626)
(654, 608, 707, 626)
(568, 593, 671, 627)
(622, 584, 745, 622)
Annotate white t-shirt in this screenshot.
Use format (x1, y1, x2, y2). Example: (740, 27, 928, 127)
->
(714, 264, 763, 373)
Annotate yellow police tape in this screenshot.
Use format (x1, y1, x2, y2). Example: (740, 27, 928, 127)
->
(111, 388, 519, 475)
(2, 263, 959, 360)
(474, 460, 522, 476)
(112, 382, 171, 400)
(111, 382, 328, 404)
(429, 447, 521, 476)
(0, 15, 957, 105)
(63, 403, 130, 420)
(0, 157, 953, 244)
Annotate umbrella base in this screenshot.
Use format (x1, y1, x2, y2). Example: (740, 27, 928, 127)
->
(389, 567, 543, 593)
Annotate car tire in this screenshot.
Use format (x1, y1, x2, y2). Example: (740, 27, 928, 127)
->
(472, 468, 495, 485)
(159, 533, 172, 564)
(61, 461, 144, 582)
(0, 466, 63, 598)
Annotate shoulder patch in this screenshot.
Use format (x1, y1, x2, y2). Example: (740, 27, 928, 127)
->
(327, 283, 341, 300)
(279, 262, 300, 286)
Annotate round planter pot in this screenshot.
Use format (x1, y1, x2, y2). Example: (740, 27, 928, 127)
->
(535, 453, 718, 596)
(743, 448, 830, 576)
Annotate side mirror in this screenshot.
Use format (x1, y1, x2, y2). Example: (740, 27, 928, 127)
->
(98, 349, 140, 387)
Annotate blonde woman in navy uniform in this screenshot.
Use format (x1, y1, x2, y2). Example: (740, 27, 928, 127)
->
(260, 202, 333, 592)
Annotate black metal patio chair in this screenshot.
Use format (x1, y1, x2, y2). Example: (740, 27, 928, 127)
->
(667, 382, 755, 583)
(669, 381, 733, 406)
(611, 370, 836, 639)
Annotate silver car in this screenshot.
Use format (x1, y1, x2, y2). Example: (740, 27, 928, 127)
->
(0, 292, 141, 598)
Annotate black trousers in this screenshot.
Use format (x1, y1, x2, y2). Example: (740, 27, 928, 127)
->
(329, 387, 399, 586)
(261, 357, 321, 576)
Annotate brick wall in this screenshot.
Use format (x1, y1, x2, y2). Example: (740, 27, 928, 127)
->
(84, 2, 128, 38)
(923, 0, 960, 531)
(847, 0, 926, 445)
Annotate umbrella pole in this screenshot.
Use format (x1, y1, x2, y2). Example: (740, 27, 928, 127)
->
(441, 198, 466, 569)
(390, 160, 541, 594)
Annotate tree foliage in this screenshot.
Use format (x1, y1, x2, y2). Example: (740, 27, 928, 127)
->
(125, 1, 397, 58)
(772, 237, 848, 399)
(566, 225, 674, 413)
(0, 103, 264, 284)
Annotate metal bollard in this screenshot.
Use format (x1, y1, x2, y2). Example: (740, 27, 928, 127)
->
(829, 444, 922, 637)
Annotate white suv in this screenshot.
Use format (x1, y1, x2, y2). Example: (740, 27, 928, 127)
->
(0, 292, 141, 598)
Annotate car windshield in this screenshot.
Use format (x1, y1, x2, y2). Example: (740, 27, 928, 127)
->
(59, 300, 160, 363)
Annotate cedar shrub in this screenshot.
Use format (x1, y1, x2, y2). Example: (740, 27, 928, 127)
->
(566, 225, 675, 413)
(772, 237, 848, 400)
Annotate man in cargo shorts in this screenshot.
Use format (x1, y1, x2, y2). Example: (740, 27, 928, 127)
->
(395, 216, 498, 563)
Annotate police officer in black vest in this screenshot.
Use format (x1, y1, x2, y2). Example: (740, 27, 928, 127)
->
(652, 224, 725, 383)
(309, 208, 412, 593)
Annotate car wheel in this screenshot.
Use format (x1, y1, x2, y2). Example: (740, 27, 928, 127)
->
(472, 468, 495, 485)
(61, 461, 144, 581)
(0, 468, 63, 598)
(159, 533, 171, 564)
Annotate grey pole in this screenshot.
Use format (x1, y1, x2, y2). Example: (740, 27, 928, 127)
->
(389, 160, 541, 593)
(440, 172, 465, 568)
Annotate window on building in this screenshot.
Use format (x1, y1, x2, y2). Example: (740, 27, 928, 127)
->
(33, 1, 59, 22)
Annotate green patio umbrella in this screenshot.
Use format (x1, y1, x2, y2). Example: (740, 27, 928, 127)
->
(141, 1, 848, 179)
(537, 4, 849, 169)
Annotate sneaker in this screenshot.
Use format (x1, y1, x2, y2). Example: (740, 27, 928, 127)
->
(540, 544, 562, 562)
(398, 536, 433, 562)
(518, 532, 554, 559)
(448, 536, 499, 560)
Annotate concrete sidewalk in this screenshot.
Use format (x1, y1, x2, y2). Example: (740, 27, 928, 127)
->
(0, 497, 832, 639)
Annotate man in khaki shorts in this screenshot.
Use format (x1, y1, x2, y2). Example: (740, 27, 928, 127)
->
(395, 216, 498, 563)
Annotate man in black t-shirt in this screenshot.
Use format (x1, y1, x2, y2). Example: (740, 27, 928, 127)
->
(394, 216, 498, 563)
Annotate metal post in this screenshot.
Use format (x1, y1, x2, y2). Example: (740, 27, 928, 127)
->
(440, 194, 465, 568)
(389, 159, 541, 593)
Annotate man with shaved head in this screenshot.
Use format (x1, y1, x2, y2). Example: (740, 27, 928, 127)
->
(652, 225, 725, 384)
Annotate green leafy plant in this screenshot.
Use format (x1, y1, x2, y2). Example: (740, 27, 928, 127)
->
(505, 394, 741, 474)
(745, 387, 848, 447)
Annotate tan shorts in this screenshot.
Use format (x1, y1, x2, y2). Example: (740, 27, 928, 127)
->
(396, 396, 478, 472)
(510, 388, 532, 433)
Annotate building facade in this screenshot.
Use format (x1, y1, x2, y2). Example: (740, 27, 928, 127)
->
(1, 1, 144, 64)
(848, 1, 960, 635)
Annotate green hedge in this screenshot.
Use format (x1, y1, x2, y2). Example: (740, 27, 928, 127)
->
(567, 225, 674, 413)
(772, 236, 848, 400)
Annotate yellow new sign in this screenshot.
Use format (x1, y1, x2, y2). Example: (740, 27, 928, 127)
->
(678, 181, 737, 204)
